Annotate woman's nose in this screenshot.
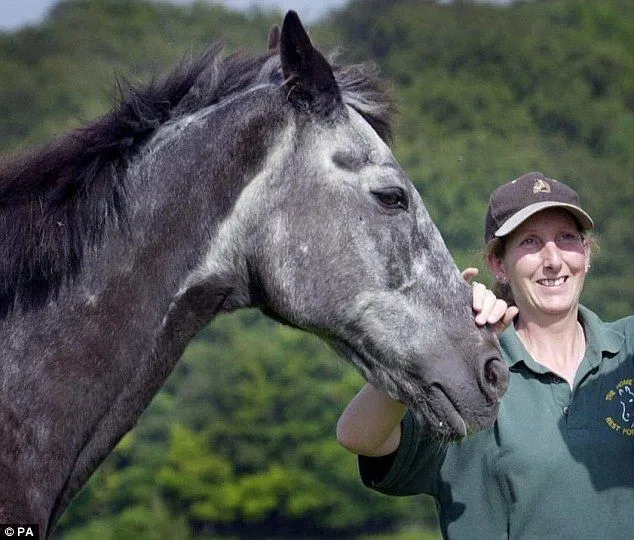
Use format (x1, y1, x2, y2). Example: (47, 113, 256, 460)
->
(542, 241, 563, 267)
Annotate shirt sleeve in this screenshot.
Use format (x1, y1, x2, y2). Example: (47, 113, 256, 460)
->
(358, 409, 447, 496)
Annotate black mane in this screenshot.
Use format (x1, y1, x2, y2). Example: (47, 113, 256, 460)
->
(0, 41, 395, 317)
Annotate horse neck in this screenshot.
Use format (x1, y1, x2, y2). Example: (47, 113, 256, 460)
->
(6, 195, 212, 529)
(76, 96, 280, 353)
(0, 131, 238, 531)
(1, 89, 291, 529)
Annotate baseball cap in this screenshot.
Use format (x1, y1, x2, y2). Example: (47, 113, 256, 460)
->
(485, 171, 594, 244)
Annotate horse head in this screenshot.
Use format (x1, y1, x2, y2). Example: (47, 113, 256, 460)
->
(203, 12, 508, 438)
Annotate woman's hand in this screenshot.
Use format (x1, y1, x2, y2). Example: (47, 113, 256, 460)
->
(462, 267, 518, 334)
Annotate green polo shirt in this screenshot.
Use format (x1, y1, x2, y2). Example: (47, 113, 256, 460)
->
(360, 306, 634, 539)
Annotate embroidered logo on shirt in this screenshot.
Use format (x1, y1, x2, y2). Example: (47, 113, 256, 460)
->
(604, 379, 634, 435)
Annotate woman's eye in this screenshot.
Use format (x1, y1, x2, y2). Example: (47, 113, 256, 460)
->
(372, 188, 408, 210)
(559, 232, 580, 243)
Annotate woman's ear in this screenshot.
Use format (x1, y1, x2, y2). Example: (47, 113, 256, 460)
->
(487, 250, 507, 283)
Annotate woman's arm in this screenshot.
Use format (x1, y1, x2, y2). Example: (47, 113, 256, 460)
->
(336, 383, 406, 456)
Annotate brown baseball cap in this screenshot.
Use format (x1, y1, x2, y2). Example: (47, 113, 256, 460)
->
(485, 171, 594, 243)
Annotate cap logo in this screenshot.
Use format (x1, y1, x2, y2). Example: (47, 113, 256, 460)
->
(533, 179, 551, 194)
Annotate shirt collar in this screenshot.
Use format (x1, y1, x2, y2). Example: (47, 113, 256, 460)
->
(499, 305, 625, 372)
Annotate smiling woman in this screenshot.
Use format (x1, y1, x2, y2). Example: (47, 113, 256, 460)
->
(488, 208, 591, 384)
(338, 171, 634, 539)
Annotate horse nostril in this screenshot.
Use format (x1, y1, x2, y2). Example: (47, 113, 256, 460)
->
(485, 359, 499, 386)
(482, 357, 509, 401)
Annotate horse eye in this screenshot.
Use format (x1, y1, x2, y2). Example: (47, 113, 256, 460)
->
(372, 188, 408, 211)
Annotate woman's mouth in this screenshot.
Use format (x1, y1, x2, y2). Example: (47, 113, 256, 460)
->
(537, 276, 567, 287)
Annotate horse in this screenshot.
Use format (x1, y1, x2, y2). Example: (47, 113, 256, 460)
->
(619, 386, 634, 427)
(0, 11, 508, 536)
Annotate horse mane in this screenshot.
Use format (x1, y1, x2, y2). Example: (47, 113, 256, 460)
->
(0, 41, 395, 317)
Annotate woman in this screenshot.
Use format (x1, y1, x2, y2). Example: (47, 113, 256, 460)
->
(337, 172, 634, 539)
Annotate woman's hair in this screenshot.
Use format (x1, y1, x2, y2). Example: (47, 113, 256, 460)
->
(485, 237, 515, 306)
(484, 228, 599, 308)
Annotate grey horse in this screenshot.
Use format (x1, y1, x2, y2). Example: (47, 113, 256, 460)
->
(0, 11, 507, 537)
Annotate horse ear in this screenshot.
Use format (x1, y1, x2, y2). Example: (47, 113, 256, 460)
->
(280, 10, 342, 116)
(267, 24, 281, 50)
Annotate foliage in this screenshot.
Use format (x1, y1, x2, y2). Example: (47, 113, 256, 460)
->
(1, 0, 633, 537)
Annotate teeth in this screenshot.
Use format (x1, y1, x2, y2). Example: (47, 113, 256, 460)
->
(538, 277, 566, 287)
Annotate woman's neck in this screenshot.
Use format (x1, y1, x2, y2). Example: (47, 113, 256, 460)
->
(515, 311, 585, 389)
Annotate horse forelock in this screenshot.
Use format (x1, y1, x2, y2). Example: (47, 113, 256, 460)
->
(0, 39, 394, 318)
(333, 61, 396, 144)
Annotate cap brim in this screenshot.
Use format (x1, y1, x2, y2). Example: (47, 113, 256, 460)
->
(494, 201, 594, 238)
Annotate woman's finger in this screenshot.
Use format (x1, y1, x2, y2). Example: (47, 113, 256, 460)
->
(503, 306, 519, 328)
(474, 287, 496, 325)
(462, 267, 479, 283)
(471, 281, 487, 312)
(486, 298, 508, 325)
(490, 305, 519, 335)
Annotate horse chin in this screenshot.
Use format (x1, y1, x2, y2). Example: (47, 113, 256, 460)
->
(369, 369, 473, 439)
(330, 339, 496, 440)
(409, 387, 469, 440)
